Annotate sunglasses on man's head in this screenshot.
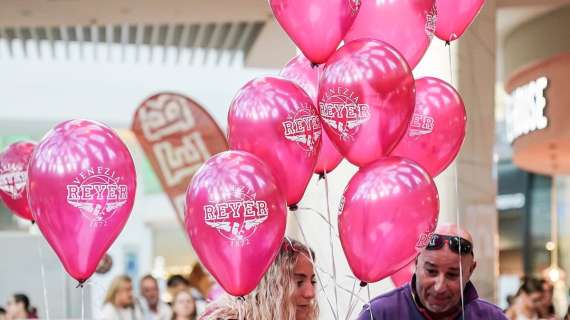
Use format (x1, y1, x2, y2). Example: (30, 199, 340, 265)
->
(426, 234, 473, 255)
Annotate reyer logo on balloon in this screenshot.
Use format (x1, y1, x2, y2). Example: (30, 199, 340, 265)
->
(204, 186, 269, 246)
(0, 163, 27, 200)
(282, 105, 321, 155)
(66, 167, 128, 226)
(349, 0, 361, 16)
(425, 4, 437, 38)
(319, 87, 370, 141)
(408, 112, 435, 137)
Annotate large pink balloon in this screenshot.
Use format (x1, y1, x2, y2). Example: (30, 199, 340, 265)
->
(280, 54, 343, 175)
(269, 0, 361, 64)
(339, 157, 439, 283)
(0, 141, 36, 221)
(228, 76, 321, 207)
(185, 151, 286, 296)
(28, 120, 137, 283)
(435, 0, 485, 42)
(318, 39, 415, 168)
(391, 260, 416, 288)
(344, 0, 436, 69)
(391, 77, 467, 177)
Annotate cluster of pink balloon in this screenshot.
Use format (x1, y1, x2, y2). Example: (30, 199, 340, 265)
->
(185, 0, 483, 296)
(0, 120, 137, 284)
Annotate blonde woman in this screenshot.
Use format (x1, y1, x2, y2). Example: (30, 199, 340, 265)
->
(101, 275, 144, 320)
(200, 238, 319, 320)
(171, 290, 197, 320)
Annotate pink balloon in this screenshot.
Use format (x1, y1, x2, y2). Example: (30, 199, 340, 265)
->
(185, 151, 287, 296)
(269, 0, 361, 64)
(228, 76, 321, 207)
(28, 120, 137, 283)
(280, 54, 322, 103)
(280, 54, 343, 175)
(344, 0, 436, 69)
(435, 0, 485, 42)
(391, 77, 467, 177)
(318, 39, 415, 168)
(0, 141, 36, 221)
(314, 131, 343, 175)
(391, 260, 416, 288)
(338, 157, 439, 283)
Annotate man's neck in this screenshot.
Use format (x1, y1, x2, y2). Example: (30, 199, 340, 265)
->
(411, 279, 462, 320)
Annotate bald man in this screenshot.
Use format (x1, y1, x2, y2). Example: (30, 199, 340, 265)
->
(357, 224, 507, 319)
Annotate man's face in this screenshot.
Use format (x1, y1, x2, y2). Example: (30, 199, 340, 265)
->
(141, 278, 159, 307)
(416, 246, 476, 314)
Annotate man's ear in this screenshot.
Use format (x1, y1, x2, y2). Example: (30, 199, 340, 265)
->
(469, 260, 477, 276)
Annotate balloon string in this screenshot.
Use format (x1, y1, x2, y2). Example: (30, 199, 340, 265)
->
(345, 285, 363, 320)
(290, 212, 338, 320)
(344, 280, 357, 320)
(323, 171, 340, 318)
(82, 280, 107, 320)
(81, 285, 85, 320)
(367, 285, 374, 320)
(36, 231, 51, 320)
(298, 206, 340, 240)
(237, 297, 245, 320)
(447, 41, 465, 320)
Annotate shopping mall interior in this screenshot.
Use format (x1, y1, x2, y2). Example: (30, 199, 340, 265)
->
(1, 0, 570, 319)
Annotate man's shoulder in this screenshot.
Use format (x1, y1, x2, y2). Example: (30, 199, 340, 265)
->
(468, 298, 508, 319)
(369, 285, 410, 305)
(356, 286, 413, 320)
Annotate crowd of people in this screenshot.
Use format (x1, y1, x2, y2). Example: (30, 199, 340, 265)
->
(4, 225, 570, 319)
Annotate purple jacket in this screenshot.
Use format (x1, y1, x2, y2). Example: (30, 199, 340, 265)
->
(356, 277, 507, 320)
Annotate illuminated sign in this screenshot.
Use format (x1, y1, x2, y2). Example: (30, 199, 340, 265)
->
(505, 77, 548, 143)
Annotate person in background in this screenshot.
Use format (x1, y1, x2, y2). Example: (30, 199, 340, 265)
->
(0, 307, 7, 320)
(188, 264, 213, 315)
(505, 277, 544, 320)
(140, 274, 172, 320)
(5, 294, 36, 320)
(357, 223, 507, 319)
(171, 290, 197, 320)
(537, 279, 556, 319)
(200, 238, 318, 320)
(101, 275, 144, 320)
(167, 275, 190, 304)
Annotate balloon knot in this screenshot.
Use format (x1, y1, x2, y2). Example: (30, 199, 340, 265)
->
(237, 296, 245, 302)
(360, 281, 368, 288)
(310, 63, 319, 69)
(289, 204, 299, 211)
(76, 281, 85, 288)
(318, 173, 325, 181)
(31, 220, 36, 225)
(445, 41, 451, 47)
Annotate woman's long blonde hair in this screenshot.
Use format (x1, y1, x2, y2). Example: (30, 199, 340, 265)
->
(104, 275, 132, 306)
(200, 238, 319, 320)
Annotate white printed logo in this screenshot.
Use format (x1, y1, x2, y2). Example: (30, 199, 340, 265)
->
(349, 0, 361, 16)
(416, 228, 435, 249)
(319, 88, 371, 141)
(66, 167, 128, 225)
(425, 4, 437, 39)
(204, 187, 268, 245)
(282, 105, 321, 154)
(337, 196, 346, 216)
(408, 112, 435, 137)
(0, 163, 27, 200)
(416, 218, 437, 249)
